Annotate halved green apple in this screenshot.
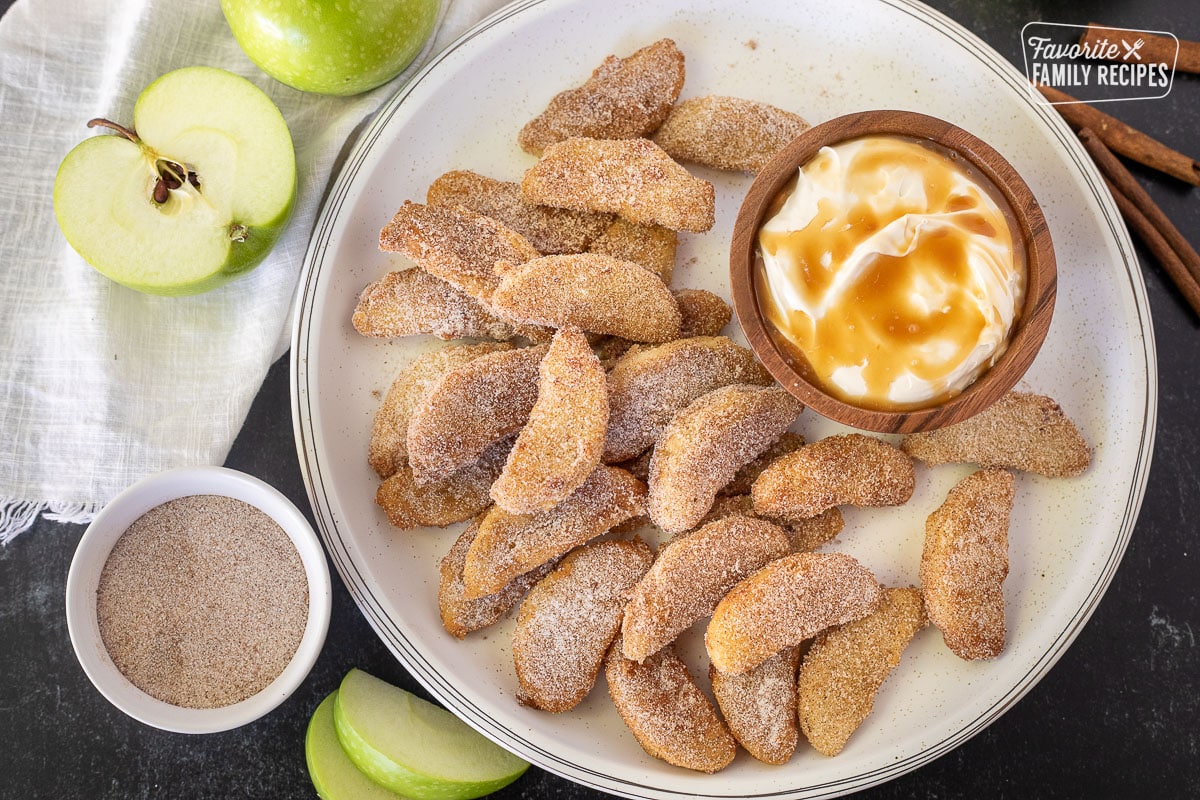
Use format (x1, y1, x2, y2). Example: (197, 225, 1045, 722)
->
(53, 66, 296, 295)
(307, 691, 409, 800)
(333, 669, 529, 800)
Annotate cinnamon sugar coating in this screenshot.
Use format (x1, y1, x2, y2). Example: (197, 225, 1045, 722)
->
(751, 433, 915, 521)
(521, 137, 716, 232)
(586, 217, 677, 284)
(518, 39, 685, 155)
(491, 253, 682, 343)
(651, 95, 810, 173)
(379, 201, 540, 303)
(376, 436, 513, 530)
(720, 431, 805, 497)
(438, 515, 559, 639)
(673, 288, 732, 337)
(648, 384, 803, 534)
(901, 391, 1091, 478)
(352, 268, 520, 341)
(491, 327, 608, 513)
(797, 587, 928, 756)
(369, 342, 512, 479)
(427, 169, 613, 254)
(705, 552, 884, 674)
(605, 637, 736, 773)
(462, 465, 648, 598)
(603, 336, 774, 464)
(920, 468, 1014, 660)
(621, 514, 790, 662)
(406, 344, 548, 484)
(513, 539, 653, 712)
(702, 494, 845, 554)
(710, 646, 801, 765)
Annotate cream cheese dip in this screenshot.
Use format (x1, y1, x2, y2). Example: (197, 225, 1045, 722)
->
(755, 135, 1025, 410)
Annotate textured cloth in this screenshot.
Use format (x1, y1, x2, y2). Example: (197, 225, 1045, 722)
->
(0, 0, 508, 541)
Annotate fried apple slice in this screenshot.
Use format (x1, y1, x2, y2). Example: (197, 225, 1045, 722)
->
(406, 344, 548, 484)
(674, 288, 732, 337)
(621, 514, 789, 662)
(426, 169, 613, 255)
(521, 137, 716, 232)
(603, 336, 774, 464)
(901, 391, 1091, 478)
(721, 431, 805, 497)
(491, 253, 682, 343)
(702, 494, 845, 554)
(513, 538, 653, 712)
(920, 468, 1014, 660)
(352, 268, 519, 341)
(605, 637, 736, 773)
(586, 217, 676, 284)
(517, 38, 685, 155)
(651, 95, 810, 173)
(438, 514, 559, 639)
(752, 433, 915, 521)
(797, 587, 928, 756)
(710, 646, 801, 765)
(706, 552, 884, 674)
(491, 326, 608, 513)
(379, 201, 540, 302)
(376, 437, 513, 530)
(648, 384, 803, 534)
(463, 465, 647, 598)
(369, 342, 512, 479)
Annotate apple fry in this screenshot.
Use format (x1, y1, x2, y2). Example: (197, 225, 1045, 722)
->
(491, 326, 608, 513)
(710, 646, 801, 765)
(652, 95, 810, 173)
(518, 38, 685, 155)
(375, 436, 513, 530)
(586, 217, 677, 284)
(673, 288, 732, 337)
(521, 137, 715, 232)
(352, 268, 520, 341)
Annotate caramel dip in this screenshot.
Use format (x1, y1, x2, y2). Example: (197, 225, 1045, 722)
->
(756, 135, 1024, 410)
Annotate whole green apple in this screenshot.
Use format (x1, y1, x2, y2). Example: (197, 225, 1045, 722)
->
(221, 0, 441, 96)
(53, 66, 296, 296)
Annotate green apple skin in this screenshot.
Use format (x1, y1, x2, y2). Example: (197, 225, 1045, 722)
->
(220, 0, 440, 96)
(307, 691, 411, 800)
(53, 66, 296, 296)
(333, 669, 529, 800)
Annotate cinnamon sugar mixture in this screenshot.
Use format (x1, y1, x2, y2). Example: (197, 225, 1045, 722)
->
(96, 494, 309, 709)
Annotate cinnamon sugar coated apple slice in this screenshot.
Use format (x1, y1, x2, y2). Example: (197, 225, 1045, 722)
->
(648, 384, 803, 534)
(621, 514, 789, 662)
(603, 336, 774, 464)
(901, 391, 1091, 478)
(513, 538, 653, 712)
(406, 344, 547, 484)
(710, 646, 801, 765)
(585, 217, 677, 283)
(517, 38, 685, 154)
(462, 465, 648, 598)
(490, 253, 682, 343)
(375, 437, 512, 530)
(705, 552, 884, 674)
(752, 433, 915, 521)
(521, 137, 715, 232)
(651, 95, 810, 173)
(352, 268, 520, 342)
(920, 468, 1014, 660)
(491, 326, 608, 513)
(368, 342, 512, 479)
(797, 587, 928, 756)
(605, 637, 736, 773)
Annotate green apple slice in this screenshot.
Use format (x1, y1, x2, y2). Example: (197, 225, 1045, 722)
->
(53, 66, 295, 295)
(307, 691, 411, 800)
(333, 669, 529, 800)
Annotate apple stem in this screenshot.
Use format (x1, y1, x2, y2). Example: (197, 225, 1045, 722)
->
(87, 118, 139, 143)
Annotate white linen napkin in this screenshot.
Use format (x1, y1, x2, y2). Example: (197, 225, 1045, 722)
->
(0, 0, 509, 542)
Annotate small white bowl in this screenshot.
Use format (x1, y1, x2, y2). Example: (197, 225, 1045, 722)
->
(65, 466, 332, 734)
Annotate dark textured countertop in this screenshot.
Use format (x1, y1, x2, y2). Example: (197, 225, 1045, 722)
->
(2, 0, 1197, 797)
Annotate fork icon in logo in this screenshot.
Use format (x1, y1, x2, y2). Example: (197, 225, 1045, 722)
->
(1122, 37, 1146, 60)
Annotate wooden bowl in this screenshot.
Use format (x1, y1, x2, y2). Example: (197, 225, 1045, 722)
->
(730, 110, 1056, 433)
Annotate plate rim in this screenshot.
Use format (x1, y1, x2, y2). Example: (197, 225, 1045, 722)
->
(289, 0, 1159, 796)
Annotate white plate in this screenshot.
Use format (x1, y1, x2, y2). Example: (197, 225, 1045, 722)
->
(291, 0, 1156, 796)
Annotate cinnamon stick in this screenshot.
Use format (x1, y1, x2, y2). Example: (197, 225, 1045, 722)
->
(1036, 84, 1200, 186)
(1078, 127, 1200, 287)
(1079, 23, 1200, 75)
